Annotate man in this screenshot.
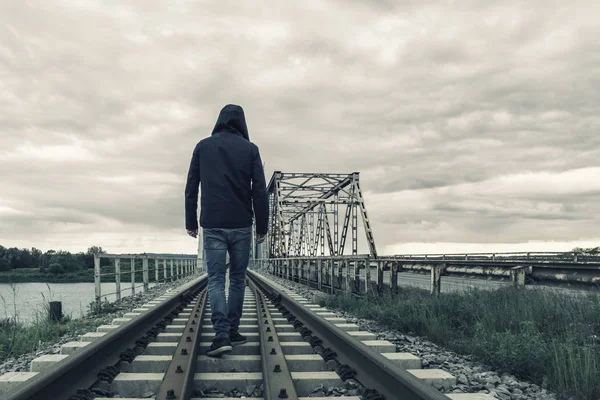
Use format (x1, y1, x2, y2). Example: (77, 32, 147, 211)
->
(185, 104, 269, 357)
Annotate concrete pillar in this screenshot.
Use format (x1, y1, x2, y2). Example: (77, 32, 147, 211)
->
(317, 259, 323, 291)
(130, 258, 136, 296)
(154, 259, 159, 282)
(94, 255, 101, 302)
(391, 262, 398, 296)
(510, 266, 526, 287)
(344, 260, 351, 293)
(377, 260, 384, 295)
(163, 259, 167, 282)
(365, 259, 371, 295)
(115, 258, 121, 301)
(170, 260, 174, 282)
(142, 257, 149, 292)
(329, 260, 335, 294)
(430, 263, 444, 296)
(354, 260, 362, 294)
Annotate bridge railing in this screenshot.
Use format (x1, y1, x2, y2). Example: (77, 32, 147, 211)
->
(93, 254, 203, 302)
(392, 251, 600, 263)
(251, 254, 600, 296)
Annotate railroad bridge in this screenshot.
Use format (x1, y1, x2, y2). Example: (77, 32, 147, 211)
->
(199, 171, 600, 294)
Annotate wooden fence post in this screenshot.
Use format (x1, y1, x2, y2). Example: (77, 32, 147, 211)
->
(49, 301, 62, 321)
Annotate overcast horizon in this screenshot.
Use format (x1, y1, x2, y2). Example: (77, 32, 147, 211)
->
(1, 1, 599, 256)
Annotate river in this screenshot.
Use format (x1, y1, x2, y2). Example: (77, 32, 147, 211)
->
(0, 281, 158, 324)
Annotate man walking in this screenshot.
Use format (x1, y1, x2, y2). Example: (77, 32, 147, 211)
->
(185, 104, 269, 356)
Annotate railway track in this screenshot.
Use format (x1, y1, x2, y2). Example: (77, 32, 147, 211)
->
(1, 271, 494, 400)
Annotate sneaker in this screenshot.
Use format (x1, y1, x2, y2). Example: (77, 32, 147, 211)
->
(206, 337, 232, 357)
(230, 332, 247, 346)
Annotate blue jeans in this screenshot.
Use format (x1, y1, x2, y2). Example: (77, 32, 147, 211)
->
(203, 226, 252, 339)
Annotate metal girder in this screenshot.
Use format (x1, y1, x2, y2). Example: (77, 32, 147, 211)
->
(266, 172, 377, 258)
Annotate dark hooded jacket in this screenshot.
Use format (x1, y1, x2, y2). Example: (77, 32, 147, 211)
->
(185, 104, 269, 235)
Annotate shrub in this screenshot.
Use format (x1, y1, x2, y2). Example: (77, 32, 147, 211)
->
(47, 263, 65, 274)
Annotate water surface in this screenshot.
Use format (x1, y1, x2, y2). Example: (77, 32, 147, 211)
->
(0, 281, 157, 324)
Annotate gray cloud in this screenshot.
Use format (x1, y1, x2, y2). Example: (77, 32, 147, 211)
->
(1, 0, 599, 255)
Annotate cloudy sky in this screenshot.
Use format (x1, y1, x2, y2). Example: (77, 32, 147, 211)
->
(1, 0, 599, 256)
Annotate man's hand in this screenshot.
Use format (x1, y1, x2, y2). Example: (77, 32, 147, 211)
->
(187, 229, 198, 238)
(256, 233, 266, 244)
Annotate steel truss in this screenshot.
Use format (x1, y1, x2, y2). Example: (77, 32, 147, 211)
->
(266, 172, 377, 258)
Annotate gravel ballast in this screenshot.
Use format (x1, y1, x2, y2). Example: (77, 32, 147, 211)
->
(262, 271, 558, 400)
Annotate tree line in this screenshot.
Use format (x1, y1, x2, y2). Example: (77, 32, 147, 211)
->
(0, 245, 107, 274)
(572, 246, 599, 255)
(1, 244, 597, 275)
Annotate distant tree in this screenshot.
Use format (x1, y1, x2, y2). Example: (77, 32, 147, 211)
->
(74, 252, 94, 269)
(48, 263, 65, 274)
(0, 258, 10, 272)
(87, 246, 111, 267)
(5, 247, 26, 269)
(19, 248, 33, 268)
(571, 246, 600, 255)
(42, 251, 79, 272)
(86, 246, 106, 256)
(0, 245, 112, 271)
(31, 247, 43, 267)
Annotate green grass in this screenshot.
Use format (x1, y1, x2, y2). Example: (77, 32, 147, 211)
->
(0, 286, 117, 363)
(0, 264, 162, 283)
(0, 314, 106, 362)
(317, 287, 600, 400)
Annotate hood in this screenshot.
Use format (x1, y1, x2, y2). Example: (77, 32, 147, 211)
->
(211, 104, 249, 141)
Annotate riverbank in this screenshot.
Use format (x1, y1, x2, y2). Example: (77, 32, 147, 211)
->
(0, 268, 156, 283)
(0, 270, 94, 283)
(0, 274, 200, 372)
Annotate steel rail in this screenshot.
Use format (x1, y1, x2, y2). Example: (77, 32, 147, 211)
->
(5, 276, 208, 400)
(248, 270, 450, 400)
(248, 279, 298, 400)
(156, 289, 208, 400)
